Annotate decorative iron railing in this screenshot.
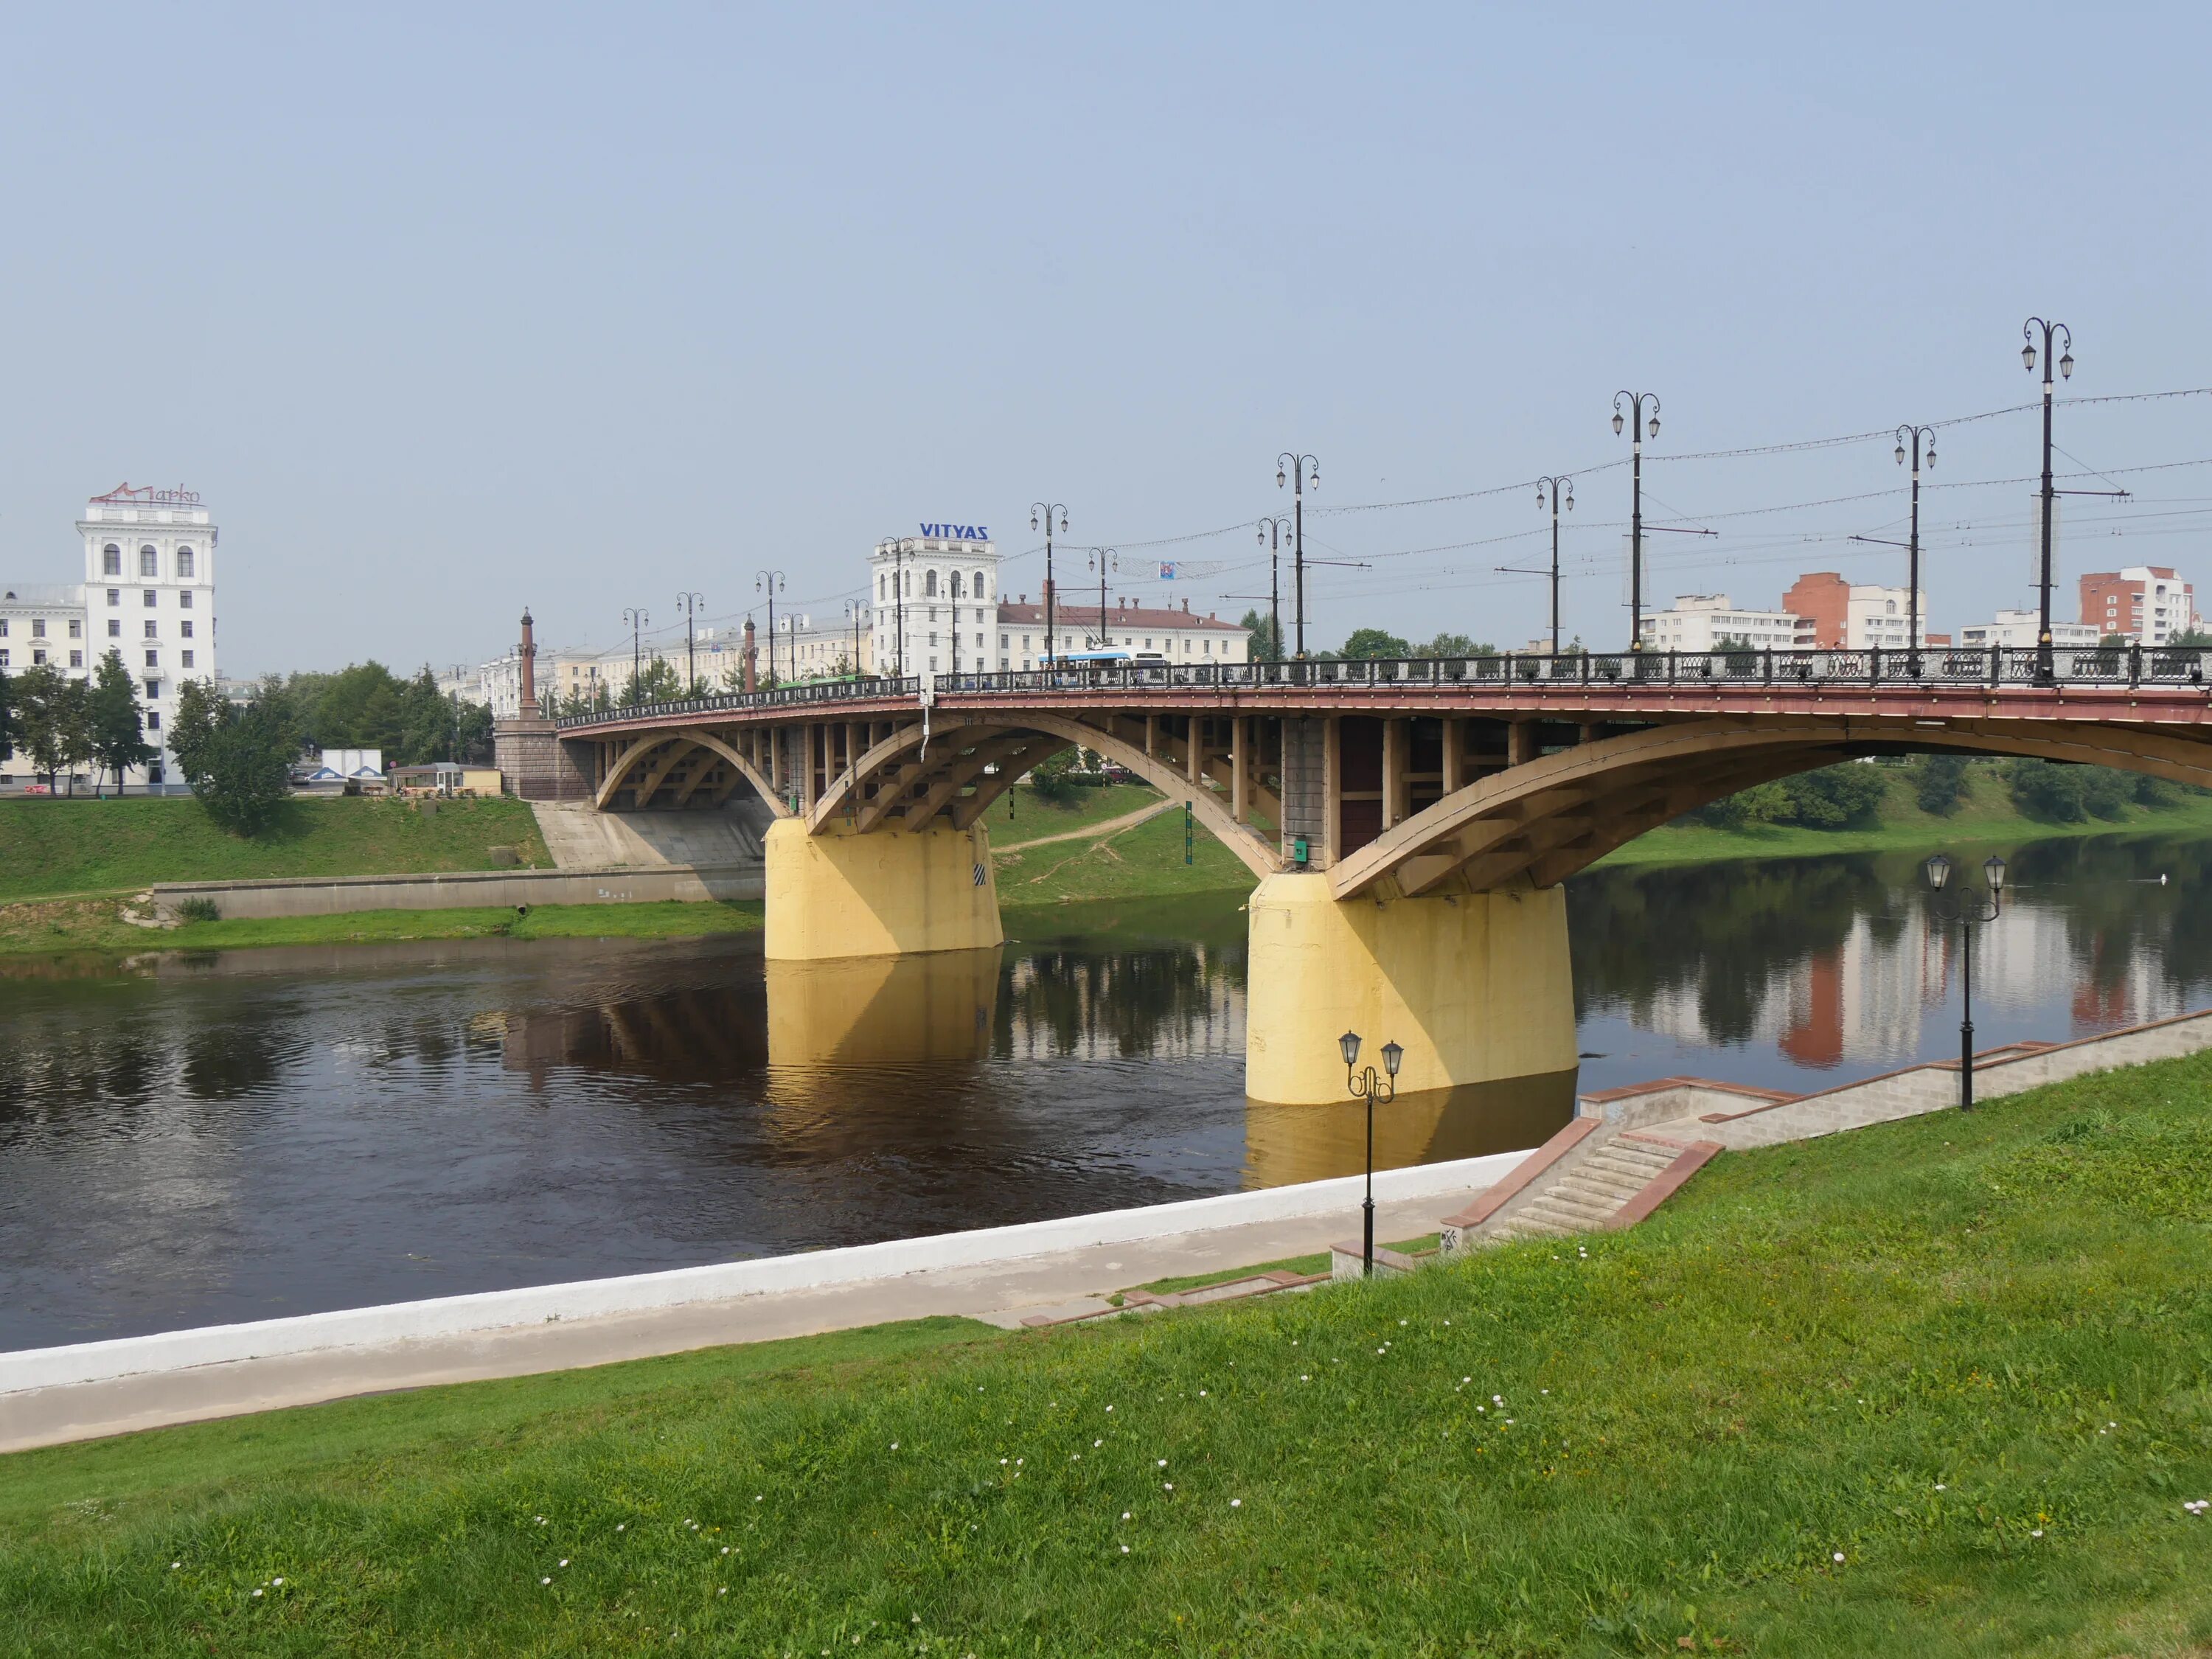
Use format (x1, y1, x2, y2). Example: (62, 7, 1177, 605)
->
(552, 675, 920, 731)
(551, 647, 2209, 730)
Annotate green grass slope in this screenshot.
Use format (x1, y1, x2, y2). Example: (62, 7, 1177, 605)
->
(5, 1053, 2210, 1655)
(996, 799, 1257, 903)
(0, 796, 552, 902)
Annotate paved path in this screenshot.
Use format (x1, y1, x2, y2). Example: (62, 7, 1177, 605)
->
(996, 799, 1172, 852)
(0, 1189, 1453, 1454)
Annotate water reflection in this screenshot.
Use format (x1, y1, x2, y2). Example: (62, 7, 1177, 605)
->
(6, 830, 2211, 1346)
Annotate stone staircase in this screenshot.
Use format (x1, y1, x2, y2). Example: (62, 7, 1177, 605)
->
(1486, 1133, 1683, 1239)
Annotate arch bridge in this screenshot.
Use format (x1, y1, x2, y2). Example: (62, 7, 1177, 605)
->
(504, 646, 2212, 1104)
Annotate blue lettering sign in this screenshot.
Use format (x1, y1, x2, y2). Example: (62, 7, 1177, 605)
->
(918, 522, 990, 541)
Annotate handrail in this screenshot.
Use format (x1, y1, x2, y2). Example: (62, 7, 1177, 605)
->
(549, 645, 2206, 730)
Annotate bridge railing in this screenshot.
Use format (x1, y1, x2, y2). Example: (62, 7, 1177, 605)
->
(931, 644, 2211, 696)
(552, 675, 922, 731)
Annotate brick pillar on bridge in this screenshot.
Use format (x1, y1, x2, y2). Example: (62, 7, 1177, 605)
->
(493, 607, 590, 801)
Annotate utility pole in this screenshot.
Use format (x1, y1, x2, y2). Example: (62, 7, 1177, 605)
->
(754, 570, 787, 686)
(1276, 453, 1319, 658)
(675, 591, 705, 694)
(1030, 503, 1069, 662)
(622, 607, 649, 700)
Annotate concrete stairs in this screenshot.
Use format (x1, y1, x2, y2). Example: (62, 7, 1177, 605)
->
(1486, 1133, 1682, 1239)
(531, 799, 773, 872)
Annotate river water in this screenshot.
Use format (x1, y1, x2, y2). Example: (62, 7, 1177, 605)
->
(5, 830, 2210, 1349)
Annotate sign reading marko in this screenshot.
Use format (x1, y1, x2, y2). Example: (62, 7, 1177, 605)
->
(919, 521, 990, 540)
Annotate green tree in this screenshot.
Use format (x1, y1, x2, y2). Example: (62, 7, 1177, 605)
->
(1914, 753, 1970, 815)
(1338, 627, 1413, 660)
(12, 663, 89, 792)
(1414, 632, 1494, 658)
(2004, 757, 2087, 821)
(1238, 608, 1284, 663)
(1775, 763, 1888, 828)
(621, 657, 681, 706)
(195, 701, 296, 835)
(169, 678, 226, 782)
(0, 662, 14, 768)
(86, 649, 157, 796)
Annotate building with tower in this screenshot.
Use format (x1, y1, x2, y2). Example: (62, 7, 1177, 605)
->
(871, 527, 1000, 678)
(0, 481, 217, 788)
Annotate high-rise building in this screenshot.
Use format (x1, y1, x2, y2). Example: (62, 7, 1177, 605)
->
(871, 526, 1000, 677)
(1781, 572, 1930, 650)
(0, 482, 216, 787)
(2078, 566, 2198, 644)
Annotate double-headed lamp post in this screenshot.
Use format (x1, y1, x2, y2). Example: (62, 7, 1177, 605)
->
(1255, 515, 1292, 662)
(1031, 502, 1070, 664)
(1340, 1030, 1404, 1278)
(754, 571, 787, 686)
(1531, 476, 1573, 655)
(622, 607, 650, 700)
(675, 591, 706, 694)
(2023, 318, 2073, 682)
(1613, 394, 1660, 651)
(1924, 851, 2006, 1110)
(1276, 453, 1320, 659)
(1848, 427, 1938, 674)
(844, 599, 866, 680)
(879, 538, 916, 678)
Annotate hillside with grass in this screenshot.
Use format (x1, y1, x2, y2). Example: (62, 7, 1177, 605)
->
(4, 1047, 2210, 1653)
(0, 796, 550, 903)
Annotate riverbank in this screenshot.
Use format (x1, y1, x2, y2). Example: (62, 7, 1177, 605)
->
(0, 796, 551, 903)
(5, 1048, 2208, 1652)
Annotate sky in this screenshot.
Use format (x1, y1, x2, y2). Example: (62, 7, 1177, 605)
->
(1, 3, 2208, 677)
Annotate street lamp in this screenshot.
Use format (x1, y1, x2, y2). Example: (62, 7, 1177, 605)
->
(1925, 850, 2006, 1109)
(675, 591, 706, 695)
(1030, 502, 1070, 664)
(1501, 476, 1573, 656)
(1276, 453, 1320, 659)
(1254, 515, 1292, 663)
(622, 607, 650, 702)
(879, 538, 916, 678)
(844, 599, 867, 680)
(754, 571, 788, 686)
(2024, 317, 2073, 683)
(1613, 393, 1660, 652)
(1340, 1029, 1404, 1278)
(1849, 426, 1937, 674)
(1087, 547, 1119, 652)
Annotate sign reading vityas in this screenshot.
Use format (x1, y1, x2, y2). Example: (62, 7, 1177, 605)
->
(919, 522, 989, 540)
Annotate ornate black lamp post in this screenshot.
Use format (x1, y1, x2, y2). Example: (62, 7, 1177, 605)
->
(1255, 515, 1292, 662)
(2023, 319, 2073, 682)
(1031, 502, 1070, 664)
(1925, 851, 2006, 1110)
(878, 538, 916, 678)
(675, 591, 706, 693)
(1848, 426, 1937, 674)
(844, 599, 866, 679)
(1613, 394, 1660, 651)
(1499, 476, 1573, 655)
(1340, 1029, 1403, 1277)
(1088, 547, 1119, 651)
(1276, 452, 1320, 658)
(754, 571, 788, 686)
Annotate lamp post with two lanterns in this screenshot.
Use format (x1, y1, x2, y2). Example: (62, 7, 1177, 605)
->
(1340, 1030, 1403, 1278)
(1031, 502, 1070, 665)
(1848, 426, 1937, 673)
(1498, 476, 1573, 656)
(1924, 851, 2006, 1110)
(1613, 394, 1660, 651)
(1276, 452, 1319, 660)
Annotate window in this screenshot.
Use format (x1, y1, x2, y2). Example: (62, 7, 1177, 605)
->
(973, 570, 985, 599)
(145, 650, 159, 669)
(145, 619, 159, 639)
(1000, 633, 1008, 648)
(950, 571, 964, 599)
(181, 620, 192, 639)
(925, 570, 939, 598)
(69, 650, 83, 667)
(102, 543, 122, 576)
(177, 547, 194, 578)
(32, 649, 46, 665)
(31, 619, 44, 638)
(106, 588, 119, 606)
(877, 574, 885, 600)
(181, 650, 194, 668)
(178, 591, 191, 611)
(2, 649, 11, 666)
(144, 590, 156, 607)
(139, 546, 158, 578)
(145, 680, 160, 700)
(146, 712, 160, 731)
(108, 619, 120, 637)
(928, 655, 938, 672)
(68, 619, 81, 638)
(928, 632, 938, 646)
(1023, 635, 1031, 650)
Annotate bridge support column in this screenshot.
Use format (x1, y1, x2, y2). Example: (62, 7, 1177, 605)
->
(1244, 873, 1576, 1105)
(763, 818, 1004, 961)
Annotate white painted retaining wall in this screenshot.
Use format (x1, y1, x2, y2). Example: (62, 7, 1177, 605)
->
(0, 1150, 1528, 1397)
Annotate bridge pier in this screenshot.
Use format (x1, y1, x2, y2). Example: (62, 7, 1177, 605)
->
(762, 818, 1004, 961)
(1244, 872, 1576, 1107)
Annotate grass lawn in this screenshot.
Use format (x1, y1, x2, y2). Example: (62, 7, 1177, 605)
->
(995, 780, 1164, 844)
(0, 796, 552, 903)
(6, 1053, 2210, 1655)
(995, 801, 1257, 904)
(0, 897, 762, 956)
(1601, 765, 2212, 870)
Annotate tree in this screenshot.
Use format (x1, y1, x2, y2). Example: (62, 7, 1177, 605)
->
(2003, 757, 2087, 821)
(13, 664, 77, 791)
(1238, 608, 1284, 663)
(169, 678, 225, 783)
(86, 650, 156, 795)
(1338, 627, 1413, 661)
(1914, 753, 1970, 815)
(1413, 632, 1493, 658)
(620, 657, 681, 706)
(195, 701, 296, 835)
(1775, 763, 1887, 828)
(0, 663, 14, 768)
(2169, 628, 2212, 647)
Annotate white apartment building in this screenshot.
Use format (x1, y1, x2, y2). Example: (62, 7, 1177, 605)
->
(872, 526, 999, 677)
(1956, 609, 2099, 650)
(1636, 594, 1809, 653)
(0, 483, 216, 785)
(2079, 566, 2199, 645)
(995, 592, 1251, 670)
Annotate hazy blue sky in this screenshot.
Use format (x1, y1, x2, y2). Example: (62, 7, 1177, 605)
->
(3, 4, 2207, 675)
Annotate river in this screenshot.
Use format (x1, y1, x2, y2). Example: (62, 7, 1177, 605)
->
(4, 828, 2209, 1349)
